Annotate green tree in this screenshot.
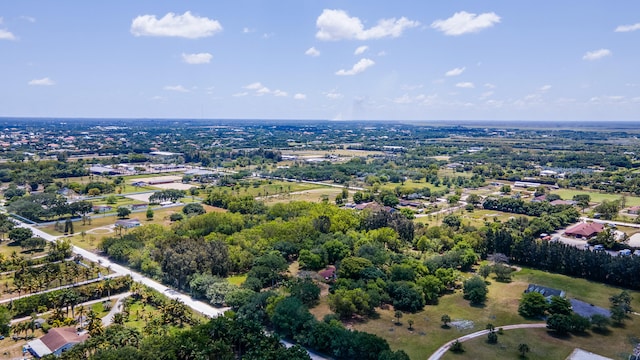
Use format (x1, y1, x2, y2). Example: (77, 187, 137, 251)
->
(518, 292, 548, 318)
(288, 278, 320, 306)
(394, 310, 403, 324)
(450, 340, 464, 353)
(441, 314, 451, 327)
(117, 207, 131, 219)
(463, 276, 488, 305)
(546, 314, 571, 335)
(8, 227, 33, 245)
(328, 288, 372, 319)
(547, 296, 572, 315)
(0, 307, 10, 336)
(146, 208, 154, 220)
(478, 264, 492, 279)
(518, 343, 530, 358)
(182, 203, 205, 216)
(590, 314, 610, 332)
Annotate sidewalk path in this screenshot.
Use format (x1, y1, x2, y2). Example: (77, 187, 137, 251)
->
(428, 323, 547, 360)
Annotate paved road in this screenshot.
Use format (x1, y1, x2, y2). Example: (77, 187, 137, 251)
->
(15, 220, 328, 359)
(428, 323, 547, 360)
(15, 221, 229, 318)
(0, 275, 120, 305)
(10, 292, 132, 325)
(102, 292, 132, 327)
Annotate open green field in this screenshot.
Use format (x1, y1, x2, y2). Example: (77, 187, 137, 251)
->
(263, 187, 344, 205)
(378, 179, 448, 193)
(229, 180, 327, 198)
(415, 209, 528, 228)
(39, 206, 185, 244)
(228, 274, 247, 286)
(348, 267, 640, 360)
(551, 189, 640, 206)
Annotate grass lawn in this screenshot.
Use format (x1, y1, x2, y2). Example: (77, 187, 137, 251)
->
(551, 189, 640, 206)
(0, 240, 46, 260)
(441, 325, 640, 360)
(378, 179, 448, 194)
(440, 328, 575, 360)
(349, 267, 640, 360)
(233, 180, 327, 198)
(39, 206, 185, 245)
(227, 274, 247, 286)
(263, 188, 344, 205)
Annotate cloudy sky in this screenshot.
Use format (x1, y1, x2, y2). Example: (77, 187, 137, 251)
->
(1, 1, 639, 121)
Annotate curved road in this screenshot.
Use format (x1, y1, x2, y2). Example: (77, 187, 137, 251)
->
(428, 323, 547, 360)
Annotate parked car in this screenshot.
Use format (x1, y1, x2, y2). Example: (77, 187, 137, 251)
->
(619, 249, 632, 256)
(593, 244, 605, 252)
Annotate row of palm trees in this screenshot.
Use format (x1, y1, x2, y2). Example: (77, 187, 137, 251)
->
(10, 259, 102, 298)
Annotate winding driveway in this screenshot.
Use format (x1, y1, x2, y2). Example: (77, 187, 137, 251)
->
(428, 323, 547, 360)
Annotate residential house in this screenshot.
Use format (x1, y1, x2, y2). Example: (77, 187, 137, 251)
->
(26, 327, 89, 358)
(564, 222, 604, 239)
(524, 284, 565, 300)
(115, 219, 141, 228)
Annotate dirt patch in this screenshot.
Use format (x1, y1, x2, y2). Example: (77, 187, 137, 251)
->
(125, 193, 153, 202)
(87, 227, 114, 234)
(450, 319, 475, 331)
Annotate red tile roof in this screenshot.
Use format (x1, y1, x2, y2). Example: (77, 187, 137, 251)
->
(40, 327, 88, 353)
(565, 222, 604, 237)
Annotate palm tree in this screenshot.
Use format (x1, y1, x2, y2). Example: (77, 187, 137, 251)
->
(87, 309, 103, 336)
(76, 305, 86, 328)
(518, 343, 530, 358)
(104, 278, 113, 299)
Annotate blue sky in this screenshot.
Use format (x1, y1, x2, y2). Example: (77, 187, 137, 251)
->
(1, 1, 639, 121)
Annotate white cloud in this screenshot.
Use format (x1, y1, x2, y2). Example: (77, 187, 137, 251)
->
(242, 27, 253, 33)
(377, 51, 387, 56)
(28, 77, 55, 86)
(455, 82, 475, 89)
(325, 89, 343, 99)
(484, 83, 496, 89)
(0, 29, 16, 40)
(445, 66, 465, 77)
(401, 84, 424, 91)
(131, 11, 222, 39)
(245, 82, 264, 90)
(305, 47, 320, 57)
(354, 45, 369, 55)
(294, 93, 307, 100)
(615, 23, 640, 32)
(539, 85, 552, 92)
(480, 91, 494, 98)
(181, 52, 213, 64)
(336, 58, 375, 76)
(0, 19, 16, 40)
(583, 49, 611, 61)
(242, 82, 289, 97)
(163, 85, 189, 92)
(431, 11, 500, 36)
(233, 92, 248, 97)
(393, 94, 413, 104)
(316, 9, 419, 41)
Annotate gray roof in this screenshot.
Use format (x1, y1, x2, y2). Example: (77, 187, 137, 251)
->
(27, 338, 52, 357)
(525, 284, 565, 298)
